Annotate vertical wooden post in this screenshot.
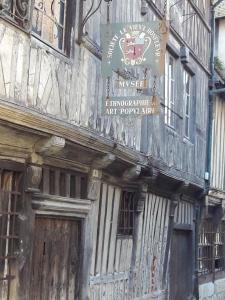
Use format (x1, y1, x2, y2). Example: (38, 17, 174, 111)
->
(80, 169, 102, 300)
(129, 183, 147, 299)
(18, 165, 42, 300)
(162, 194, 180, 289)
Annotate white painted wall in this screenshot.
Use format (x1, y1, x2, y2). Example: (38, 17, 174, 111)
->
(217, 18, 225, 66)
(199, 278, 225, 300)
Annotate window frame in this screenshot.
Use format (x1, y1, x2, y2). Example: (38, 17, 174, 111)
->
(117, 190, 136, 237)
(31, 0, 75, 57)
(183, 69, 192, 139)
(165, 52, 176, 128)
(198, 219, 225, 278)
(0, 162, 25, 300)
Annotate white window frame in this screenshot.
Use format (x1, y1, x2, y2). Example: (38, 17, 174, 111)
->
(183, 70, 192, 139)
(165, 53, 176, 128)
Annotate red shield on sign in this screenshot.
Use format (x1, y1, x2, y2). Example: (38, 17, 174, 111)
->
(124, 37, 145, 60)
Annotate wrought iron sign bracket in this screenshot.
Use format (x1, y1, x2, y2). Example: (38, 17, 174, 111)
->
(78, 0, 112, 44)
(169, 0, 197, 25)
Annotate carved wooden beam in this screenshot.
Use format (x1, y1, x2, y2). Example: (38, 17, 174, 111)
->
(87, 169, 102, 201)
(35, 136, 65, 156)
(92, 154, 116, 170)
(122, 165, 142, 181)
(136, 183, 148, 213)
(26, 165, 42, 192)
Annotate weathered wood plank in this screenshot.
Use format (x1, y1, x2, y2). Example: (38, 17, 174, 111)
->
(101, 185, 114, 274)
(108, 187, 121, 273)
(96, 183, 108, 274)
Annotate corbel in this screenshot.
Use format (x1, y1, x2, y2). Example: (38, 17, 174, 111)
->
(136, 183, 148, 213)
(35, 135, 66, 156)
(91, 153, 116, 170)
(26, 165, 42, 193)
(147, 168, 159, 185)
(87, 169, 102, 201)
(122, 165, 142, 182)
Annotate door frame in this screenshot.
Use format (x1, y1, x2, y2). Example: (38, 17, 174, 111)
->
(169, 226, 195, 300)
(30, 193, 92, 300)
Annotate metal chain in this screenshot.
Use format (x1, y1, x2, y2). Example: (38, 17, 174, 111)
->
(107, 76, 110, 99)
(152, 76, 157, 96)
(163, 0, 168, 19)
(106, 0, 112, 24)
(151, 76, 160, 112)
(105, 1, 112, 99)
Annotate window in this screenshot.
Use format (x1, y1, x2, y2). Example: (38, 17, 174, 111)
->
(0, 168, 23, 299)
(165, 53, 175, 127)
(117, 190, 136, 236)
(40, 166, 87, 199)
(184, 70, 192, 138)
(198, 220, 225, 276)
(32, 0, 75, 55)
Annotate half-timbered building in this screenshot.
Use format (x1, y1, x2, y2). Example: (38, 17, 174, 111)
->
(0, 0, 211, 299)
(198, 2, 225, 299)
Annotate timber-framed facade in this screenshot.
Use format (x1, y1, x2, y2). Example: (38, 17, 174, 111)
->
(0, 0, 212, 299)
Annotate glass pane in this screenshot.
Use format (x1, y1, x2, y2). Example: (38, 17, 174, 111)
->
(186, 96, 190, 115)
(42, 15, 54, 44)
(44, 0, 53, 17)
(186, 74, 190, 94)
(53, 24, 63, 50)
(32, 8, 43, 36)
(185, 117, 189, 137)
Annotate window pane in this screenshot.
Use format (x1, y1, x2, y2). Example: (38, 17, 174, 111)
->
(185, 117, 189, 137)
(32, 0, 66, 52)
(32, 8, 43, 36)
(54, 1, 65, 25)
(165, 54, 175, 127)
(42, 15, 54, 44)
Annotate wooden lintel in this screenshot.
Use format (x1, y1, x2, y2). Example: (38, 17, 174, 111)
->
(92, 154, 116, 170)
(122, 165, 142, 181)
(35, 135, 66, 156)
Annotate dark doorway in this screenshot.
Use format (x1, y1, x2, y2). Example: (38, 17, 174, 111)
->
(169, 229, 193, 300)
(29, 216, 81, 300)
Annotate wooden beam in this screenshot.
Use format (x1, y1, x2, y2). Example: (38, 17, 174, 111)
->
(91, 153, 116, 170)
(26, 165, 42, 192)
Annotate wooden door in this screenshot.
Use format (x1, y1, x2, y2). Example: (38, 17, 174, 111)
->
(29, 216, 81, 300)
(169, 229, 193, 300)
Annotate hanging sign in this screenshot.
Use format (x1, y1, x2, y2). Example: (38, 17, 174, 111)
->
(101, 21, 168, 77)
(101, 21, 168, 116)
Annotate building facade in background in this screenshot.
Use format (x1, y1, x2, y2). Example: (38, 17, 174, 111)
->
(198, 2, 225, 299)
(0, 0, 212, 299)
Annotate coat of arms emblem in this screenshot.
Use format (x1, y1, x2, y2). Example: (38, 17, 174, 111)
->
(119, 30, 151, 66)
